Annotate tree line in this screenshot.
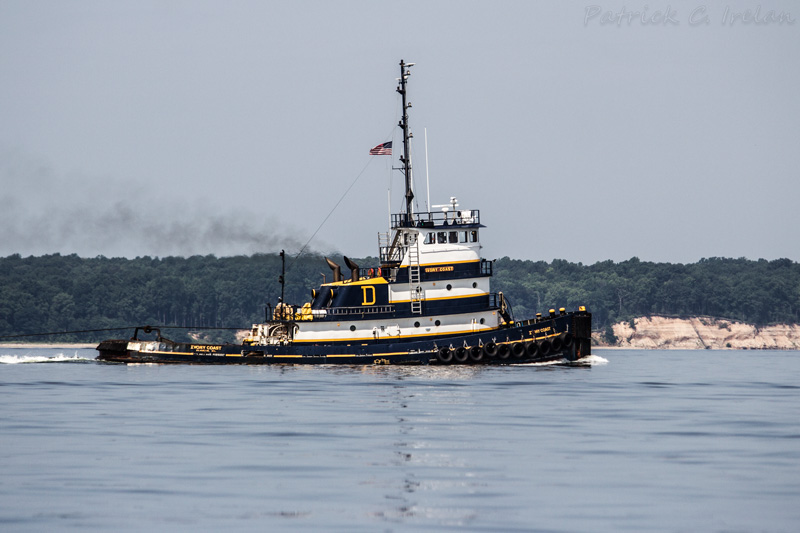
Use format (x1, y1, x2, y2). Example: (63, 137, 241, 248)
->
(493, 256, 799, 333)
(1, 253, 798, 343)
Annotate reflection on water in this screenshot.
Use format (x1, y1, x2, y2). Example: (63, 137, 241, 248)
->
(353, 363, 487, 380)
(364, 369, 477, 524)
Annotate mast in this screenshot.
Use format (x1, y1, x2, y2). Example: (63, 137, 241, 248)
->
(397, 59, 415, 224)
(279, 249, 285, 304)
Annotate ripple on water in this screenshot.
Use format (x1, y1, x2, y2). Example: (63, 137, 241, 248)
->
(1, 349, 799, 531)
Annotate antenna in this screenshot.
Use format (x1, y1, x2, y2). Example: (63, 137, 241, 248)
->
(432, 197, 459, 222)
(432, 197, 459, 210)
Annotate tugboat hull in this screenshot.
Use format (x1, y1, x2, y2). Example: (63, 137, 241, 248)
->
(96, 312, 591, 365)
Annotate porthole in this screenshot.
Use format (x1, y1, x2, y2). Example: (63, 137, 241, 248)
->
(414, 321, 420, 328)
(472, 282, 477, 288)
(446, 284, 452, 291)
(435, 320, 441, 326)
(480, 318, 485, 325)
(349, 325, 356, 332)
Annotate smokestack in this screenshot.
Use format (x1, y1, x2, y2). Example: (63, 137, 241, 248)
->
(324, 257, 342, 282)
(343, 256, 360, 282)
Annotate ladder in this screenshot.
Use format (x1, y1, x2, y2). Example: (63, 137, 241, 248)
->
(408, 235, 422, 314)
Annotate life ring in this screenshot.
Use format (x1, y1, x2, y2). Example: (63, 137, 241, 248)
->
(437, 347, 453, 364)
(468, 346, 483, 362)
(368, 268, 374, 278)
(376, 267, 382, 277)
(511, 342, 525, 358)
(526, 341, 540, 358)
(454, 347, 469, 363)
(539, 339, 551, 356)
(482, 342, 498, 358)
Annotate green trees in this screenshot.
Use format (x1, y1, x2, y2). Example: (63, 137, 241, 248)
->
(1, 253, 798, 342)
(492, 256, 800, 329)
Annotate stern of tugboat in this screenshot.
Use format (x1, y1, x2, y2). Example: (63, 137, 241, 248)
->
(96, 339, 130, 362)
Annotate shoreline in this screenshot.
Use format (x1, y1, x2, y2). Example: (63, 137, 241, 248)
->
(594, 316, 800, 350)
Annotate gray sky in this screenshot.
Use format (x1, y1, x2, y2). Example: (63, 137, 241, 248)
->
(1, 0, 798, 264)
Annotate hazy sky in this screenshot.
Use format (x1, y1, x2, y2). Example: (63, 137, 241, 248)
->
(1, 1, 798, 264)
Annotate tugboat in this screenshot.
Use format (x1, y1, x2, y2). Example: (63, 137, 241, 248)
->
(96, 60, 592, 365)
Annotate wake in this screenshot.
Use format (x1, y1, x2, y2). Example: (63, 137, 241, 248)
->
(0, 352, 95, 364)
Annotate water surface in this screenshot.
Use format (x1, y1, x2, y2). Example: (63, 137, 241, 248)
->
(2, 348, 799, 531)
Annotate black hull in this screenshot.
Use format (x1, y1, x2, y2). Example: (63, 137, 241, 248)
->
(96, 312, 592, 366)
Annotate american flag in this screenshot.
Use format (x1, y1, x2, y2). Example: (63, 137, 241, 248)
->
(369, 141, 392, 155)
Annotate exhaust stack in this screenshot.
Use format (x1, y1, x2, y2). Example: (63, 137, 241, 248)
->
(343, 256, 360, 282)
(325, 257, 342, 282)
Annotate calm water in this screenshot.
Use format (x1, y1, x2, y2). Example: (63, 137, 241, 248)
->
(2, 348, 799, 532)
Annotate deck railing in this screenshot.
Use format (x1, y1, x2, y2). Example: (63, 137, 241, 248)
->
(326, 305, 396, 317)
(391, 210, 480, 228)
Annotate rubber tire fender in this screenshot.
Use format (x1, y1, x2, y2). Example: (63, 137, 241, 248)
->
(526, 341, 540, 358)
(482, 342, 498, 358)
(539, 339, 552, 356)
(511, 342, 526, 358)
(551, 336, 563, 353)
(560, 332, 574, 348)
(496, 344, 510, 360)
(468, 346, 483, 362)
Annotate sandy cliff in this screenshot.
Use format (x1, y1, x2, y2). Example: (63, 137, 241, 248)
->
(593, 316, 800, 349)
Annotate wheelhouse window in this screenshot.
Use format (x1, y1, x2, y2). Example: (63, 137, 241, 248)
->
(435, 230, 475, 244)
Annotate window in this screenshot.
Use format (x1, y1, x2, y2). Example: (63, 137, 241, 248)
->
(437, 232, 447, 244)
(424, 232, 435, 245)
(459, 231, 468, 243)
(469, 230, 478, 243)
(449, 231, 458, 243)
